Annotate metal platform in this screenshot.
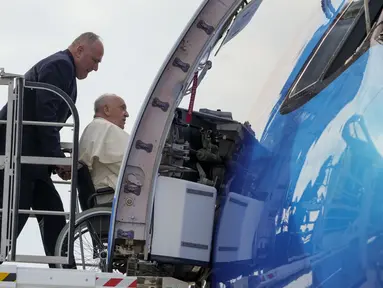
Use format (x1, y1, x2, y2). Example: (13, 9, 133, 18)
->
(0, 265, 189, 288)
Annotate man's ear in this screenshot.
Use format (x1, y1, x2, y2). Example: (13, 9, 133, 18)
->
(103, 105, 110, 116)
(75, 45, 84, 57)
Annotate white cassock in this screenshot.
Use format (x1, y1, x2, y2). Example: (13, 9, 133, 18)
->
(79, 117, 130, 203)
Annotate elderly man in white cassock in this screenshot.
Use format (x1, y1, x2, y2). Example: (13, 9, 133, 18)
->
(78, 93, 130, 204)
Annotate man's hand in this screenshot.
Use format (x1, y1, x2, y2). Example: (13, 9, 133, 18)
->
(56, 165, 71, 181)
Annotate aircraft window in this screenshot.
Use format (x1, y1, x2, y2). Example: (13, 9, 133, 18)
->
(280, 0, 383, 113)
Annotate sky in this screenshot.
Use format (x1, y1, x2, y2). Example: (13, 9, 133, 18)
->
(0, 0, 334, 269)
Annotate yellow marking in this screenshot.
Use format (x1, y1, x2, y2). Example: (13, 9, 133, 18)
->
(0, 273, 9, 281)
(0, 272, 16, 282)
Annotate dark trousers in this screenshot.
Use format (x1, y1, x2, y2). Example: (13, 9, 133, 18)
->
(0, 166, 66, 268)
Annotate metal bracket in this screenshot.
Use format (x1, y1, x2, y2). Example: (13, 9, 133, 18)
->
(0, 68, 24, 79)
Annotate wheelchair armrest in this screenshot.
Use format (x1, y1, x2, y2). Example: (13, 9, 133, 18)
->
(87, 187, 115, 208)
(96, 187, 115, 195)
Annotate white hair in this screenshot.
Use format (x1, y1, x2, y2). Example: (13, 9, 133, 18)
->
(93, 93, 118, 115)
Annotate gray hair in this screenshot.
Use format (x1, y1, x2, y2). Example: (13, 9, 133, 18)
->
(70, 32, 102, 48)
(94, 93, 118, 115)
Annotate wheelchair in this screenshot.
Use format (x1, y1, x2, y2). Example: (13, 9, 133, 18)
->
(53, 161, 115, 272)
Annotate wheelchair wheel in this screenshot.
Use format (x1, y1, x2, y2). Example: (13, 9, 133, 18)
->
(54, 207, 113, 272)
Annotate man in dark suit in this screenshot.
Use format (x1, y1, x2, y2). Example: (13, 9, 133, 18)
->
(0, 32, 104, 268)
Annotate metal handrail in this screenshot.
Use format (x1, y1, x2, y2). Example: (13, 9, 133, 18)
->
(10, 78, 24, 261)
(0, 120, 74, 127)
(0, 72, 79, 266)
(24, 80, 80, 265)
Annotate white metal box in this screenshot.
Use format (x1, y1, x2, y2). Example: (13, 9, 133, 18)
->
(150, 176, 217, 265)
(214, 192, 264, 263)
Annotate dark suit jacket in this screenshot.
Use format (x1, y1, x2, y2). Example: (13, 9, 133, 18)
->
(0, 49, 77, 176)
